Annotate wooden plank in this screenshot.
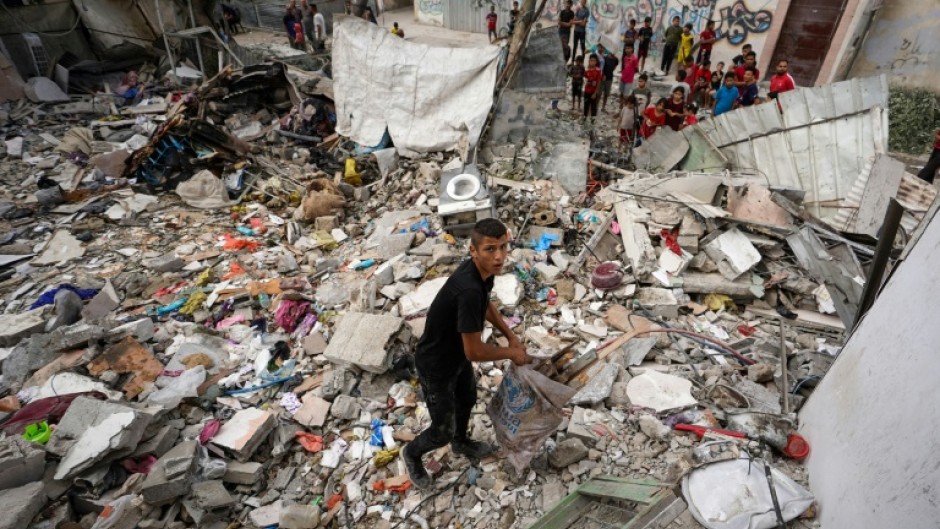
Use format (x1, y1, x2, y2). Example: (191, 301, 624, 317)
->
(578, 476, 662, 502)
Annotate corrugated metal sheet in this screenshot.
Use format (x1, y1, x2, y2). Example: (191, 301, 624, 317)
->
(685, 75, 889, 227)
(445, 0, 511, 34)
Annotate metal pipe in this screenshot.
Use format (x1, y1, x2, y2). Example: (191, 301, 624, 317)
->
(779, 318, 789, 415)
(855, 198, 904, 326)
(153, 0, 177, 84)
(186, 0, 206, 77)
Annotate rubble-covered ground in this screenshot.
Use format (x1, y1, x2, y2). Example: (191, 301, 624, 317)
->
(0, 47, 884, 529)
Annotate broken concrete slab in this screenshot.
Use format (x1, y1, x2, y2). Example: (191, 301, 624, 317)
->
(50, 397, 151, 479)
(24, 77, 70, 103)
(0, 307, 47, 346)
(703, 228, 762, 280)
(211, 408, 276, 461)
(0, 436, 45, 491)
(181, 479, 235, 524)
(80, 280, 120, 320)
(626, 371, 698, 413)
(292, 393, 331, 427)
(569, 363, 619, 406)
(223, 461, 263, 485)
(249, 500, 283, 527)
(280, 502, 321, 529)
(32, 230, 85, 266)
(322, 311, 403, 373)
(87, 337, 164, 399)
(493, 274, 523, 307)
(549, 437, 588, 468)
(141, 440, 199, 506)
(398, 276, 448, 317)
(0, 481, 47, 529)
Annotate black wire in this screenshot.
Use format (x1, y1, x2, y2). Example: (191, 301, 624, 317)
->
(388, 466, 470, 529)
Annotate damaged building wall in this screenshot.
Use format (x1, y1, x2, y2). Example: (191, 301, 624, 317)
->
(799, 204, 940, 529)
(841, 0, 940, 91)
(0, 0, 98, 77)
(540, 0, 781, 74)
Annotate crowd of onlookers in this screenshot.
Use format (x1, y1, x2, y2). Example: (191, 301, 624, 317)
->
(554, 1, 797, 148)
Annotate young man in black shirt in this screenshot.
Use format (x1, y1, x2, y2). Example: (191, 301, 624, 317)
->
(404, 219, 527, 489)
(558, 0, 574, 62)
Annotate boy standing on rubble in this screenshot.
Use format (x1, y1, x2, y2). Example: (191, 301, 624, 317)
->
(487, 6, 498, 43)
(404, 219, 527, 489)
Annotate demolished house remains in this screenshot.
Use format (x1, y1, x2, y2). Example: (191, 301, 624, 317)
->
(0, 1, 935, 529)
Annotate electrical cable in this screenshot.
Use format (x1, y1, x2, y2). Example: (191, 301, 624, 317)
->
(632, 302, 755, 365)
(388, 466, 471, 529)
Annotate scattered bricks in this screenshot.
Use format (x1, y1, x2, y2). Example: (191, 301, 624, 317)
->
(223, 461, 263, 485)
(0, 436, 45, 491)
(211, 408, 277, 462)
(549, 438, 588, 468)
(322, 312, 403, 374)
(141, 440, 199, 506)
(0, 481, 47, 529)
(249, 500, 283, 528)
(87, 337, 164, 399)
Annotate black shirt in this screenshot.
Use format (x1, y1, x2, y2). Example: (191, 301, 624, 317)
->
(637, 26, 653, 50)
(415, 259, 494, 376)
(558, 8, 574, 36)
(601, 53, 618, 80)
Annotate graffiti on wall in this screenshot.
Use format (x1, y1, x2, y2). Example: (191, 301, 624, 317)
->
(417, 0, 444, 25)
(542, 0, 775, 63)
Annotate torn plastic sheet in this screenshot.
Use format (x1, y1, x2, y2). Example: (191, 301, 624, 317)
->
(332, 16, 499, 157)
(682, 457, 814, 529)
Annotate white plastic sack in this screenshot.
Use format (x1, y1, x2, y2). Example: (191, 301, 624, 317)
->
(682, 457, 815, 529)
(486, 364, 577, 473)
(146, 365, 206, 408)
(175, 170, 234, 209)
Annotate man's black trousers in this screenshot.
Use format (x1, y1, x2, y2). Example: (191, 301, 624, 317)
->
(409, 360, 477, 458)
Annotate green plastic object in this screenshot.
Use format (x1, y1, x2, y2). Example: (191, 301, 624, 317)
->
(23, 421, 51, 444)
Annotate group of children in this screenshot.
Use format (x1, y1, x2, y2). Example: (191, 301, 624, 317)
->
(566, 14, 797, 150)
(486, 2, 520, 43)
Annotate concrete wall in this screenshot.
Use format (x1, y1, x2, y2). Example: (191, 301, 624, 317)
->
(799, 205, 940, 528)
(540, 0, 782, 69)
(415, 0, 443, 26)
(839, 0, 940, 90)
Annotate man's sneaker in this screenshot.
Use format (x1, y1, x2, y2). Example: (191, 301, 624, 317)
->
(403, 444, 432, 490)
(451, 438, 494, 460)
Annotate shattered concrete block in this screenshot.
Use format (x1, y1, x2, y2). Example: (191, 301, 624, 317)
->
(398, 276, 448, 317)
(87, 337, 164, 399)
(181, 480, 235, 524)
(635, 288, 680, 319)
(430, 244, 462, 267)
(249, 500, 283, 528)
(280, 502, 321, 529)
(107, 318, 155, 342)
(81, 281, 120, 320)
(133, 424, 181, 458)
(549, 438, 588, 468)
(49, 397, 151, 480)
(302, 332, 327, 356)
(0, 307, 47, 346)
(569, 363, 619, 406)
(566, 407, 597, 445)
(0, 436, 45, 491)
(550, 250, 572, 270)
(32, 230, 85, 266)
(638, 414, 672, 440)
(626, 371, 698, 413)
(0, 481, 47, 529)
(375, 232, 415, 260)
(223, 461, 263, 485)
(330, 395, 361, 421)
(323, 312, 403, 374)
(534, 262, 561, 283)
(211, 408, 276, 462)
(141, 441, 198, 506)
(748, 363, 775, 383)
(292, 394, 331, 427)
(703, 228, 762, 280)
(493, 274, 522, 308)
(143, 252, 184, 273)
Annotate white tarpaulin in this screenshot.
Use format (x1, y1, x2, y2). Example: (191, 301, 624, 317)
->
(332, 16, 500, 157)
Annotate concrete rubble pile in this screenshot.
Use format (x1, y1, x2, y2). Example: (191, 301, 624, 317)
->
(0, 56, 914, 529)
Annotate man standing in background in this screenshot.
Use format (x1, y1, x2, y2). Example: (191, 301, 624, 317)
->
(572, 2, 589, 60)
(558, 0, 575, 63)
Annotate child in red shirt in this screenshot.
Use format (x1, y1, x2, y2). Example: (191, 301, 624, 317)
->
(681, 103, 699, 129)
(697, 20, 717, 65)
(293, 21, 305, 49)
(486, 6, 498, 42)
(640, 98, 667, 138)
(582, 54, 603, 122)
